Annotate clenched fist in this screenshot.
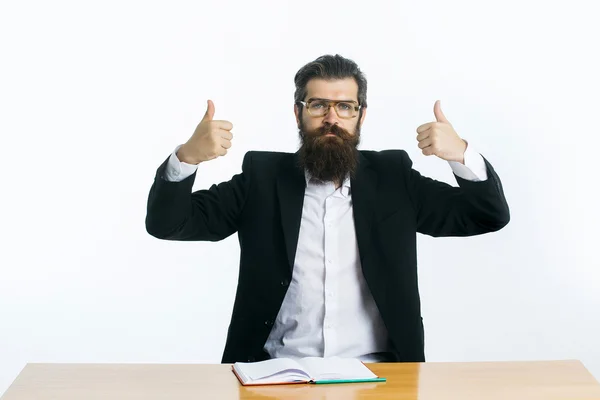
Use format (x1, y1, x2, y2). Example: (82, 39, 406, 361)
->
(416, 100, 467, 164)
(177, 100, 234, 164)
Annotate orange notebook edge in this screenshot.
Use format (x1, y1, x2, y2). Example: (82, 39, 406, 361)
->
(360, 360, 382, 378)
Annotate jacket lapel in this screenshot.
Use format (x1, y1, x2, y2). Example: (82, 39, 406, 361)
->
(276, 152, 306, 272)
(351, 152, 378, 263)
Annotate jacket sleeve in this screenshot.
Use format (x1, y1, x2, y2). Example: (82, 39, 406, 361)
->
(145, 151, 252, 241)
(401, 151, 510, 237)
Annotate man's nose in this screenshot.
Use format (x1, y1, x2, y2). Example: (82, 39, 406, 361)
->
(322, 105, 339, 124)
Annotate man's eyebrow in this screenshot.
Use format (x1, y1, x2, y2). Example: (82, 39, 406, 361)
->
(306, 97, 358, 103)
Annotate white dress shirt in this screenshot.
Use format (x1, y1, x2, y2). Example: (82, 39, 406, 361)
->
(163, 143, 487, 362)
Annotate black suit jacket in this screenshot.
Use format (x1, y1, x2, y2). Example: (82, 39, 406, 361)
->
(146, 149, 510, 363)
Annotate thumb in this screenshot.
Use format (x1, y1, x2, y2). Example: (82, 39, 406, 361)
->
(433, 100, 449, 123)
(202, 99, 215, 122)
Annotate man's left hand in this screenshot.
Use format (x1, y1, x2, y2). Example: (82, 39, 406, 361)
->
(416, 100, 467, 164)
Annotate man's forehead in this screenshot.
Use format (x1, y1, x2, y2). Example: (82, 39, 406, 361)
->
(305, 78, 358, 101)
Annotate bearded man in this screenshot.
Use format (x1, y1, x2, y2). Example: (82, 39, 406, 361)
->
(145, 54, 510, 364)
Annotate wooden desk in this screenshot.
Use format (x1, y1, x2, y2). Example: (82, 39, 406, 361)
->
(2, 360, 599, 399)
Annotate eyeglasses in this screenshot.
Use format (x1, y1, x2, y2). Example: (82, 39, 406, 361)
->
(298, 98, 362, 119)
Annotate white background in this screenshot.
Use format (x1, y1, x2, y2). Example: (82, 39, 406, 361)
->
(1, 0, 599, 394)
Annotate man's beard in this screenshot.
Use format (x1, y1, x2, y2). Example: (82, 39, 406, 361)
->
(297, 120, 361, 184)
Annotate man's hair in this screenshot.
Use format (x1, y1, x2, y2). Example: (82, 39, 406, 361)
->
(294, 54, 367, 116)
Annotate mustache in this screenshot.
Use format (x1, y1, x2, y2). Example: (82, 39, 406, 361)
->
(306, 124, 353, 139)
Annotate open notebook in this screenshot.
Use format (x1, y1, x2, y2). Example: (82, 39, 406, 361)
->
(232, 356, 385, 385)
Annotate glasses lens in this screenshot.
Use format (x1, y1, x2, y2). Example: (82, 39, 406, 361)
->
(335, 102, 356, 118)
(307, 100, 328, 116)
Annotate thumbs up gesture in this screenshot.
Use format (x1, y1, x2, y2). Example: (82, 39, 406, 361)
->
(177, 100, 234, 164)
(416, 100, 467, 163)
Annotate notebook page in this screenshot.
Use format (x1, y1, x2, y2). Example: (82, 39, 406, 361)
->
(236, 358, 310, 382)
(298, 357, 378, 381)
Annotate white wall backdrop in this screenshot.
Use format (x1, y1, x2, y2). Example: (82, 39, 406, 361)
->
(1, 0, 599, 394)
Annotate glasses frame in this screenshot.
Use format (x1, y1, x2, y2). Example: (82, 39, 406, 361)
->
(298, 98, 362, 119)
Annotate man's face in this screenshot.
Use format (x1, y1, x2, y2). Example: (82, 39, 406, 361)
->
(295, 78, 366, 135)
(295, 78, 367, 183)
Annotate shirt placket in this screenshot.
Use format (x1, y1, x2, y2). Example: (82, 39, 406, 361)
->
(322, 188, 340, 357)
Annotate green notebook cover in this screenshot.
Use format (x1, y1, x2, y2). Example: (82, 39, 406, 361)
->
(313, 377, 387, 384)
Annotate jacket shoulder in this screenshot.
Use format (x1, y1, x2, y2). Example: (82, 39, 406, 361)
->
(240, 150, 295, 173)
(359, 149, 413, 171)
(244, 150, 294, 161)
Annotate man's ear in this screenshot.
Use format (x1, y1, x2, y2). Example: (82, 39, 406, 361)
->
(294, 103, 300, 127)
(359, 106, 367, 128)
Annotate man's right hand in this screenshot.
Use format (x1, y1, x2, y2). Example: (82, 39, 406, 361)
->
(177, 100, 234, 164)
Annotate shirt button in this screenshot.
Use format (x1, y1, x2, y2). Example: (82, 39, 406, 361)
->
(264, 320, 274, 327)
(280, 279, 289, 287)
(327, 259, 332, 264)
(247, 356, 256, 362)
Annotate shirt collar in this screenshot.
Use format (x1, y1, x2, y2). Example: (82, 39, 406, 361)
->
(304, 169, 351, 197)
